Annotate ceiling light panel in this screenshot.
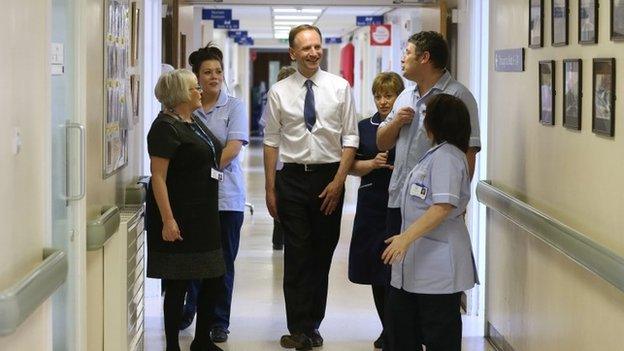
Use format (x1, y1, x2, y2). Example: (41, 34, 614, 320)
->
(274, 15, 318, 21)
(273, 8, 323, 14)
(274, 21, 314, 26)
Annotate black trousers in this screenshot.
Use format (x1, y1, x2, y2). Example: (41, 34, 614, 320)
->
(277, 163, 344, 334)
(385, 286, 462, 351)
(163, 277, 223, 351)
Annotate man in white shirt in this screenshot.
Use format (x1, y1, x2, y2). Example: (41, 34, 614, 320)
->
(263, 25, 359, 350)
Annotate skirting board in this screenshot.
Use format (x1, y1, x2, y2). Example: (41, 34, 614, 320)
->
(486, 321, 516, 351)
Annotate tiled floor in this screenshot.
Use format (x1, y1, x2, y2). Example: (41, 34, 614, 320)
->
(145, 143, 494, 351)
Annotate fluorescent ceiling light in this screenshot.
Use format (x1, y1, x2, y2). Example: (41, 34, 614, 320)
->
(274, 32, 290, 39)
(274, 15, 318, 21)
(274, 25, 293, 30)
(273, 8, 323, 14)
(274, 20, 314, 26)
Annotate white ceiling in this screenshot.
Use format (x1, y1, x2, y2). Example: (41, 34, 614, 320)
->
(195, 5, 395, 40)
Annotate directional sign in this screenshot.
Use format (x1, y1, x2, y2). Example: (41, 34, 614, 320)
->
(325, 37, 342, 44)
(202, 9, 232, 21)
(227, 30, 248, 38)
(236, 37, 254, 46)
(213, 19, 239, 29)
(356, 16, 383, 26)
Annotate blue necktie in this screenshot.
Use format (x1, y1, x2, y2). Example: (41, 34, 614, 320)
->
(304, 79, 316, 131)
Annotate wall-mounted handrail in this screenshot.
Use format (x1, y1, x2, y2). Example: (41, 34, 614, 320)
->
(477, 180, 624, 293)
(87, 206, 120, 251)
(0, 248, 68, 336)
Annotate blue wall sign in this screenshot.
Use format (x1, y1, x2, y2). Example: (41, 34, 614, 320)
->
(213, 19, 239, 29)
(356, 16, 384, 26)
(202, 9, 232, 21)
(227, 30, 248, 38)
(235, 37, 254, 45)
(325, 37, 342, 44)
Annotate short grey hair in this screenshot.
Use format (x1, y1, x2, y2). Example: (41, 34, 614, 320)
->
(154, 69, 196, 109)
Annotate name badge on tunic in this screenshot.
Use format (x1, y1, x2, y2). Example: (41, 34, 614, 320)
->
(211, 168, 224, 182)
(410, 183, 428, 200)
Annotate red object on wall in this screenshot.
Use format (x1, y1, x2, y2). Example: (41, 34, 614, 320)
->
(340, 42, 355, 87)
(370, 24, 392, 46)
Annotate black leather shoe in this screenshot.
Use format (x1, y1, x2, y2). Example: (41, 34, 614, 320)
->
(305, 330, 323, 347)
(210, 327, 229, 343)
(373, 333, 383, 349)
(190, 339, 223, 351)
(280, 333, 312, 350)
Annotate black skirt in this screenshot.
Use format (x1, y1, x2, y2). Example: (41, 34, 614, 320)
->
(145, 113, 225, 279)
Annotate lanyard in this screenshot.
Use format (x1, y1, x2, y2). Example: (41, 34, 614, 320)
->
(189, 122, 219, 168)
(164, 109, 220, 167)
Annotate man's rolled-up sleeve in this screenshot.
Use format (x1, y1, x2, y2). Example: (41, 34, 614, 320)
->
(341, 85, 359, 148)
(263, 89, 281, 148)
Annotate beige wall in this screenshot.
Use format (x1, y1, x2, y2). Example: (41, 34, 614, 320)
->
(86, 0, 144, 219)
(487, 1, 624, 350)
(0, 0, 52, 349)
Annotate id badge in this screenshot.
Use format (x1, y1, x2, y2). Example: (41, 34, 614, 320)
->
(410, 183, 428, 200)
(211, 168, 224, 182)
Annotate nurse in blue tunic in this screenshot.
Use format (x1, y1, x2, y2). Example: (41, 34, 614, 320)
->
(348, 72, 404, 350)
(382, 94, 478, 351)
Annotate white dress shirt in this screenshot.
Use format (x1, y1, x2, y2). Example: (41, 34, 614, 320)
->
(263, 69, 359, 164)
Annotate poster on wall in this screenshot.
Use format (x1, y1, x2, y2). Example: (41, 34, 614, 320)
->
(539, 60, 555, 126)
(103, 0, 131, 177)
(563, 59, 582, 130)
(611, 0, 624, 40)
(592, 58, 616, 136)
(370, 24, 392, 46)
(579, 0, 598, 44)
(131, 2, 140, 66)
(529, 0, 543, 48)
(552, 0, 569, 46)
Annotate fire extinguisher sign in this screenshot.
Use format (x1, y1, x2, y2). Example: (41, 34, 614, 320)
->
(370, 24, 392, 46)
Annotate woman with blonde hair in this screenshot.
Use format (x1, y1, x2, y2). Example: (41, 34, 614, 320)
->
(146, 69, 225, 351)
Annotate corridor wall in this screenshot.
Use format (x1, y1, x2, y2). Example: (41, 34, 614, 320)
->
(487, 1, 624, 350)
(86, 0, 145, 218)
(0, 1, 52, 350)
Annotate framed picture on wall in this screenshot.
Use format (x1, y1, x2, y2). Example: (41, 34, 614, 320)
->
(563, 59, 582, 130)
(131, 2, 140, 66)
(611, 0, 624, 40)
(579, 0, 598, 44)
(529, 0, 544, 48)
(539, 60, 555, 125)
(592, 58, 616, 136)
(552, 0, 569, 46)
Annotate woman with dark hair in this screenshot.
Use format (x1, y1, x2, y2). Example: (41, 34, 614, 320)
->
(147, 69, 224, 351)
(348, 71, 404, 350)
(180, 43, 249, 343)
(382, 93, 477, 351)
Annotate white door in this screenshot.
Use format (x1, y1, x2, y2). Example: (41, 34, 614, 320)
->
(0, 0, 57, 349)
(51, 0, 88, 350)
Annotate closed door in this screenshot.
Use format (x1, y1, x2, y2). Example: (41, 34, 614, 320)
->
(51, 0, 87, 350)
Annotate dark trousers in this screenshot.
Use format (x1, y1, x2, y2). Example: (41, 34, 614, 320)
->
(184, 211, 243, 331)
(214, 210, 244, 329)
(272, 219, 284, 247)
(386, 207, 402, 237)
(385, 287, 462, 351)
(277, 163, 344, 334)
(163, 277, 223, 351)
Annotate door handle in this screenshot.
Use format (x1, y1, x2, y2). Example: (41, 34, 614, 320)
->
(65, 122, 85, 201)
